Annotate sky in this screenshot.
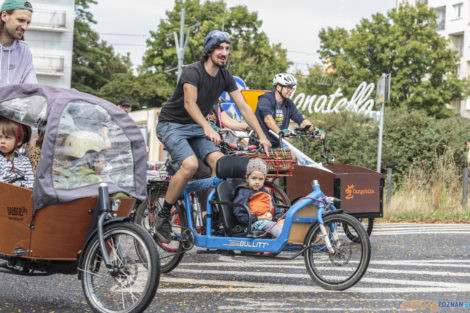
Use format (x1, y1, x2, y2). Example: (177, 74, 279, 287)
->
(90, 0, 396, 73)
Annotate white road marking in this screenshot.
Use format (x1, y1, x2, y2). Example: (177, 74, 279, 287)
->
(158, 224, 470, 296)
(158, 267, 470, 294)
(372, 231, 470, 235)
(183, 259, 470, 269)
(169, 268, 470, 286)
(373, 223, 470, 228)
(175, 264, 470, 277)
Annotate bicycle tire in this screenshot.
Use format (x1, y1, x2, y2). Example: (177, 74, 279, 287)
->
(304, 213, 371, 290)
(134, 193, 187, 273)
(343, 217, 374, 242)
(264, 181, 291, 211)
(81, 222, 160, 313)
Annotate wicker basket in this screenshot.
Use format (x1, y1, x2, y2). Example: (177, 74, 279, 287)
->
(241, 149, 296, 176)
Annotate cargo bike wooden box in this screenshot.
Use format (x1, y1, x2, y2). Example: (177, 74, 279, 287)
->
(267, 130, 383, 237)
(0, 84, 160, 313)
(286, 164, 383, 236)
(233, 142, 383, 242)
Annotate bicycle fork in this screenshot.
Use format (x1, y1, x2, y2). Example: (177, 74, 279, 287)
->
(96, 184, 125, 275)
(317, 206, 338, 254)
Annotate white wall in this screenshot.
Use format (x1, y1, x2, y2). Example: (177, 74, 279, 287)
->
(25, 0, 74, 88)
(408, 0, 470, 118)
(129, 108, 162, 162)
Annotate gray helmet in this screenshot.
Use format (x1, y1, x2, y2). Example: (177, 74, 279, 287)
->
(273, 73, 297, 87)
(63, 131, 106, 159)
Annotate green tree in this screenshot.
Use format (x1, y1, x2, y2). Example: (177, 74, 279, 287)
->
(317, 3, 467, 118)
(293, 108, 470, 185)
(72, 0, 130, 95)
(293, 64, 343, 101)
(141, 0, 290, 97)
(98, 72, 170, 110)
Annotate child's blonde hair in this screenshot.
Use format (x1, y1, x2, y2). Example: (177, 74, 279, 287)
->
(0, 117, 27, 152)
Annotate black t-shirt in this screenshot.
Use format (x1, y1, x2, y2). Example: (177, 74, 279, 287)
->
(158, 61, 238, 124)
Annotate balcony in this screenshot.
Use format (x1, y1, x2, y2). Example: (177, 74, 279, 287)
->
(29, 9, 66, 32)
(34, 55, 65, 76)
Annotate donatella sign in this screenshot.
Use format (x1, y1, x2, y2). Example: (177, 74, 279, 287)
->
(293, 82, 375, 115)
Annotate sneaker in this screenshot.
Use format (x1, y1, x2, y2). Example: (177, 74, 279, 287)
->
(154, 217, 172, 243)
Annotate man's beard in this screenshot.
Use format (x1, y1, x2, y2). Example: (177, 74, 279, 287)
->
(211, 54, 227, 68)
(4, 27, 22, 40)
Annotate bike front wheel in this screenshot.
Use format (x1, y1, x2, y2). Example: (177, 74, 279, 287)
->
(304, 213, 371, 290)
(81, 222, 160, 313)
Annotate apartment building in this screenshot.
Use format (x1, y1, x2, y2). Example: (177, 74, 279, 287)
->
(401, 0, 470, 118)
(25, 0, 74, 88)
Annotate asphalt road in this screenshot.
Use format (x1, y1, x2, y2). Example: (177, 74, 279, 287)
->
(1, 223, 469, 313)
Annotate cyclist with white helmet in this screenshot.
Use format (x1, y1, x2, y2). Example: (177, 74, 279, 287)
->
(155, 30, 271, 243)
(254, 73, 325, 148)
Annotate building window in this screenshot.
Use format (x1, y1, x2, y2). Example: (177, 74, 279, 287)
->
(452, 2, 463, 20)
(435, 6, 446, 30)
(450, 34, 464, 58)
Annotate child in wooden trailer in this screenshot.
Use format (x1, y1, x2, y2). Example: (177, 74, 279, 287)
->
(232, 158, 284, 237)
(0, 117, 34, 189)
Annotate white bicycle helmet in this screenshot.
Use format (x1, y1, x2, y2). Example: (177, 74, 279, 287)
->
(63, 131, 106, 159)
(273, 73, 297, 87)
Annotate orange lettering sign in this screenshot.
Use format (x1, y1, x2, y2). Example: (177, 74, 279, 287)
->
(344, 184, 375, 200)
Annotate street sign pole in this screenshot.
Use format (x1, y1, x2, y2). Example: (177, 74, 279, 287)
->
(168, 8, 200, 81)
(376, 73, 391, 173)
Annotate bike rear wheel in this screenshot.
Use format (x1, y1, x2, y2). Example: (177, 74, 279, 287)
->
(343, 217, 374, 242)
(134, 194, 187, 273)
(264, 181, 290, 211)
(304, 213, 370, 290)
(81, 222, 160, 313)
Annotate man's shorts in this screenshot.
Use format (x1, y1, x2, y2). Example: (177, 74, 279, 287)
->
(156, 122, 219, 165)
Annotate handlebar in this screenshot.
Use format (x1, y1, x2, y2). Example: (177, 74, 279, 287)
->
(217, 128, 266, 155)
(219, 140, 261, 155)
(278, 127, 335, 164)
(292, 126, 323, 138)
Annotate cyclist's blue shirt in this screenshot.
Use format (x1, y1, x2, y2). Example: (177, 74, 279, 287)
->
(254, 90, 305, 147)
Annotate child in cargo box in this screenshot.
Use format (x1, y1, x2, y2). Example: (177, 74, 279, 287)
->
(0, 117, 34, 189)
(232, 158, 284, 237)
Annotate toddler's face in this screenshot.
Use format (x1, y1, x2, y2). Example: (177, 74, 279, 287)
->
(91, 152, 106, 174)
(0, 131, 16, 154)
(247, 170, 265, 191)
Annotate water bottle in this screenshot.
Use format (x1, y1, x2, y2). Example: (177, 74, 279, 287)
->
(192, 195, 203, 228)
